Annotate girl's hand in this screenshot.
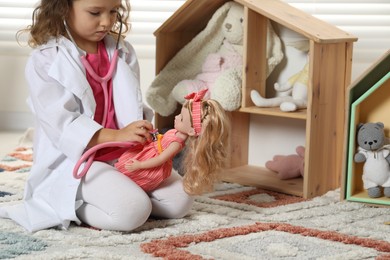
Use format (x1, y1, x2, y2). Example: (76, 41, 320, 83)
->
(117, 120, 153, 144)
(125, 159, 142, 171)
(88, 120, 153, 148)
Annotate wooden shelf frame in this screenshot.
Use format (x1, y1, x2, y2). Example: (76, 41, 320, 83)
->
(153, 0, 357, 199)
(344, 52, 390, 206)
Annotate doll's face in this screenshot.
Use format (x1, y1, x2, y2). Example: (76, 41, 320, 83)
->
(174, 106, 196, 136)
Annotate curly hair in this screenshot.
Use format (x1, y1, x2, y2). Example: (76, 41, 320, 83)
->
(182, 99, 231, 195)
(17, 0, 131, 48)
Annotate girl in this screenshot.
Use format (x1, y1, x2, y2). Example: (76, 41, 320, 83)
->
(0, 0, 193, 232)
(115, 89, 231, 195)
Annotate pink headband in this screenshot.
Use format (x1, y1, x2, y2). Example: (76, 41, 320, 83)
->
(184, 89, 208, 136)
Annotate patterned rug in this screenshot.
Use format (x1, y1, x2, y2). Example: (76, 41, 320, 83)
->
(2, 146, 390, 259)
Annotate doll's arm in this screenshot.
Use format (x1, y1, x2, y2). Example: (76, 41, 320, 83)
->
(125, 142, 183, 171)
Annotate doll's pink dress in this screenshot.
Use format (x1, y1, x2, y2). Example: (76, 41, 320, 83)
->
(115, 129, 185, 191)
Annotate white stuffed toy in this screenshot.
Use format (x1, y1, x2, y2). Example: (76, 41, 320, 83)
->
(146, 2, 283, 116)
(171, 2, 244, 110)
(250, 40, 309, 112)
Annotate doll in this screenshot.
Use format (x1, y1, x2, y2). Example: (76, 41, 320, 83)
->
(115, 89, 231, 195)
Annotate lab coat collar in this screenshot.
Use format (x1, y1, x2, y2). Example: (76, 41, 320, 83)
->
(40, 35, 129, 65)
(42, 35, 132, 118)
(41, 34, 129, 56)
(43, 36, 128, 116)
(44, 37, 96, 116)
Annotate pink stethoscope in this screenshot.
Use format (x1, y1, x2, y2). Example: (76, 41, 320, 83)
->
(64, 18, 141, 179)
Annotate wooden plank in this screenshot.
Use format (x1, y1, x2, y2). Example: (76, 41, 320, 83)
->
(235, 0, 357, 43)
(344, 42, 354, 88)
(221, 165, 303, 197)
(239, 107, 306, 120)
(228, 112, 249, 168)
(351, 105, 363, 194)
(340, 42, 354, 200)
(358, 79, 390, 136)
(242, 7, 268, 107)
(154, 0, 230, 34)
(349, 190, 390, 206)
(305, 42, 348, 198)
(348, 50, 390, 104)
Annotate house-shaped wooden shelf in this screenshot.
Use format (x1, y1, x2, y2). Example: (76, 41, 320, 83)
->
(153, 0, 357, 198)
(344, 50, 390, 205)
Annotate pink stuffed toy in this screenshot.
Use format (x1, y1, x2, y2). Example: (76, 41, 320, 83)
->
(265, 146, 305, 180)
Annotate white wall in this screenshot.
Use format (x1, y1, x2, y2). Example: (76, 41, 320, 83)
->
(1, 46, 385, 166)
(1, 34, 386, 131)
(0, 1, 389, 167)
(0, 55, 32, 130)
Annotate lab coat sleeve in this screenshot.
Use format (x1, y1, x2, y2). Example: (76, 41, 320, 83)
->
(25, 47, 102, 162)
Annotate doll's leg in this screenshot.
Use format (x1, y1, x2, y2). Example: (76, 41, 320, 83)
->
(149, 170, 194, 219)
(76, 161, 152, 231)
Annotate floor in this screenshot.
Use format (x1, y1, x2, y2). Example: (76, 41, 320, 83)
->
(0, 131, 25, 158)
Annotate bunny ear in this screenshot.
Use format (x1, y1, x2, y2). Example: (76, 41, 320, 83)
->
(184, 89, 208, 102)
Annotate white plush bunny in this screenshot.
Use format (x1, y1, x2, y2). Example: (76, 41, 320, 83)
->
(250, 39, 309, 112)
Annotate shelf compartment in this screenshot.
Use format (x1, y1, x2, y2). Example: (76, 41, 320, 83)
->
(347, 190, 390, 206)
(345, 70, 390, 205)
(239, 106, 307, 120)
(221, 165, 303, 197)
(152, 0, 357, 200)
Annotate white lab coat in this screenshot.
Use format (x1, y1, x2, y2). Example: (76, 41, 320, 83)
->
(0, 35, 150, 232)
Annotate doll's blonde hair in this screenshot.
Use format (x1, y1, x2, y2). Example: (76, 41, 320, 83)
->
(182, 99, 231, 195)
(17, 0, 131, 48)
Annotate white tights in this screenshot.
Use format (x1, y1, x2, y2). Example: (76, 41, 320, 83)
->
(76, 161, 194, 231)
